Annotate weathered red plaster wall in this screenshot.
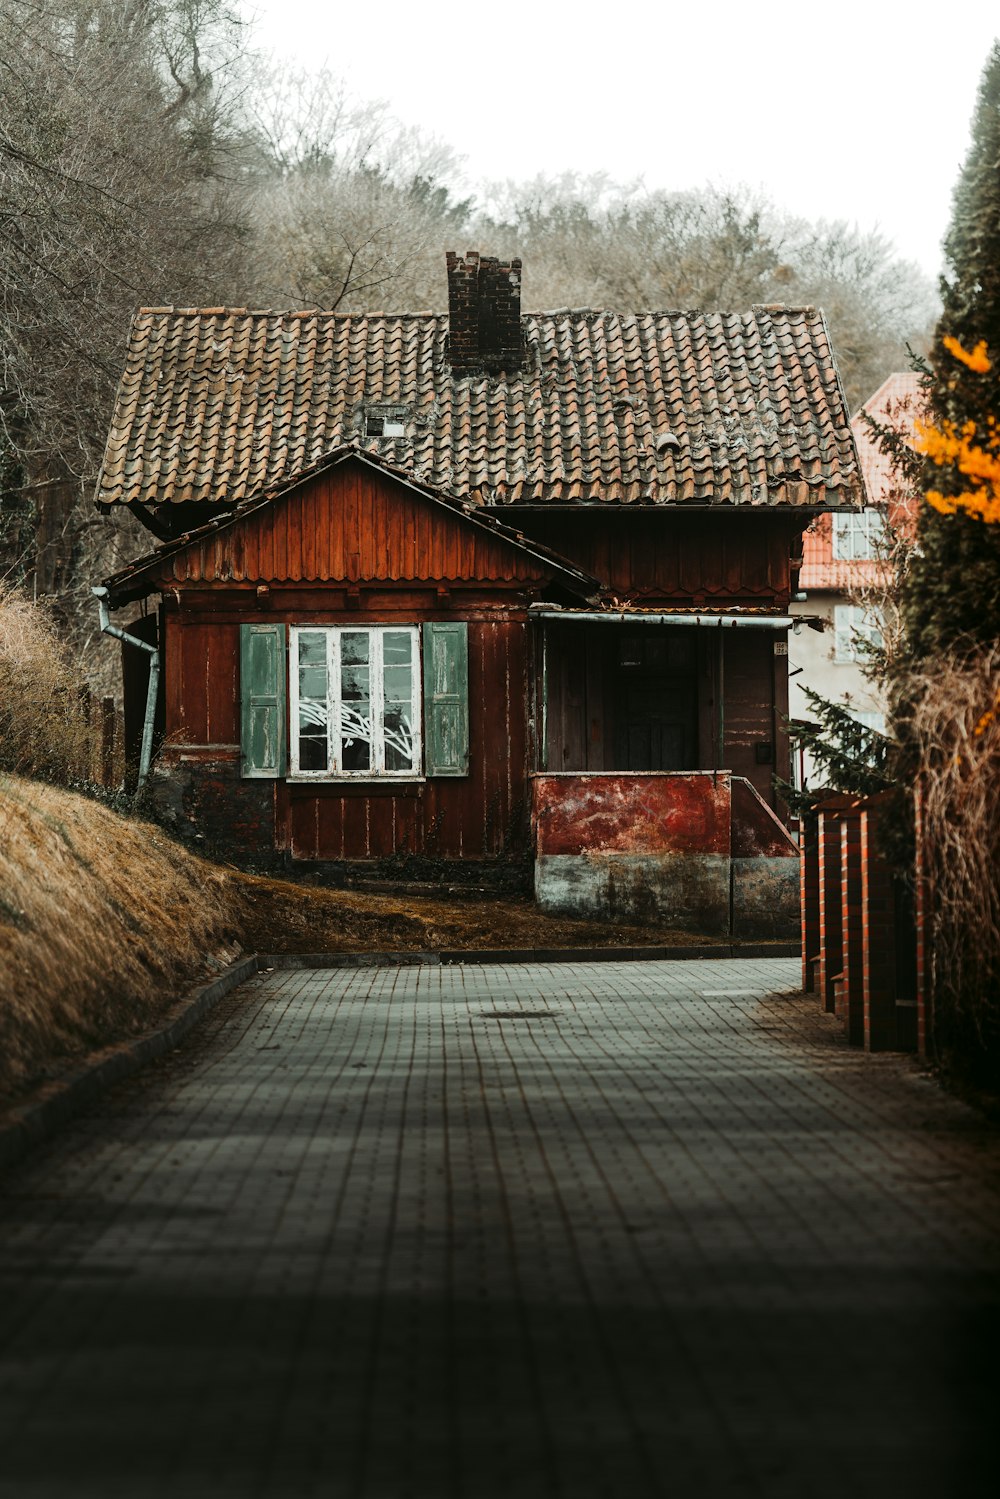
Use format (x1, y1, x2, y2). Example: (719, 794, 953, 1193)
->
(532, 772, 731, 857)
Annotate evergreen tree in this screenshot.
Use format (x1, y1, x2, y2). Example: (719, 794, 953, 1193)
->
(782, 690, 892, 818)
(901, 42, 1000, 661)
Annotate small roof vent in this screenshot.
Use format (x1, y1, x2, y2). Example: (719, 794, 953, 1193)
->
(364, 403, 409, 438)
(653, 430, 681, 452)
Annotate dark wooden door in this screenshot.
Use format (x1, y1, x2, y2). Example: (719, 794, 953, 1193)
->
(614, 632, 697, 771)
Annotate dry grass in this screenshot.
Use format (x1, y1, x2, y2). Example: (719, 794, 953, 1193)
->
(0, 775, 241, 1101)
(904, 650, 1000, 1050)
(0, 585, 95, 784)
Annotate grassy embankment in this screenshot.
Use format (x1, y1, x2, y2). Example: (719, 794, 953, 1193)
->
(0, 585, 239, 1102)
(0, 775, 240, 1101)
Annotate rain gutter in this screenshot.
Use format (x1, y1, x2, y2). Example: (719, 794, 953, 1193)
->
(528, 607, 822, 632)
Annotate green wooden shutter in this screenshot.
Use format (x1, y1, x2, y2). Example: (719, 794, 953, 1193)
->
(423, 622, 469, 777)
(240, 623, 287, 777)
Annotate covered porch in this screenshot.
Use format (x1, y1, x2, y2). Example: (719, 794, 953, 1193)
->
(530, 608, 803, 937)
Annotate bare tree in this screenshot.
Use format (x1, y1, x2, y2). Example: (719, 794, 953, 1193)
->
(247, 66, 471, 313)
(0, 27, 937, 644)
(0, 0, 255, 606)
(478, 177, 937, 409)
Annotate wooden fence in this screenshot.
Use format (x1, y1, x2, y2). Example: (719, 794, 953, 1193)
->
(78, 686, 126, 789)
(801, 792, 919, 1053)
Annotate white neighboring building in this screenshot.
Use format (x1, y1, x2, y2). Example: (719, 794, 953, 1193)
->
(789, 373, 922, 794)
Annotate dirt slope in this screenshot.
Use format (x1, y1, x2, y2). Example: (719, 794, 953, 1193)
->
(230, 869, 719, 956)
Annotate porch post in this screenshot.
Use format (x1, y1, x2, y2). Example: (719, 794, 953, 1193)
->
(716, 632, 725, 770)
(540, 623, 549, 771)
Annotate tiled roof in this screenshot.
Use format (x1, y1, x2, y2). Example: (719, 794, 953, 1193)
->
(95, 306, 863, 511)
(852, 371, 923, 509)
(798, 372, 921, 590)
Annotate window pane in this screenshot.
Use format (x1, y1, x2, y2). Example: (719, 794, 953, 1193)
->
(383, 664, 412, 703)
(299, 665, 327, 698)
(832, 515, 850, 559)
(834, 605, 856, 660)
(865, 511, 886, 555)
(383, 631, 412, 666)
(383, 632, 415, 773)
(341, 632, 370, 666)
(295, 632, 329, 772)
(298, 702, 328, 771)
(383, 708, 414, 772)
(834, 604, 883, 661)
(298, 631, 326, 664)
(340, 700, 372, 771)
(341, 664, 370, 701)
(833, 510, 886, 561)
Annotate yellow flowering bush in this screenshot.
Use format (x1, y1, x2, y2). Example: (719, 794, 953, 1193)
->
(914, 339, 1000, 525)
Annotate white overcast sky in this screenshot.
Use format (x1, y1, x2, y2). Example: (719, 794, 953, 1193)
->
(241, 0, 998, 282)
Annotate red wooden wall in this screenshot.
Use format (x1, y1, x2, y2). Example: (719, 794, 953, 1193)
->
(150, 460, 545, 869)
(161, 605, 530, 864)
(142, 459, 803, 866)
(168, 463, 548, 587)
(518, 510, 804, 608)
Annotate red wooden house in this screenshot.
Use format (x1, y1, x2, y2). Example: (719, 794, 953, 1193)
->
(95, 252, 864, 936)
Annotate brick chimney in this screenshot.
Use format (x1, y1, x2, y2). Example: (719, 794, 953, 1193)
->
(446, 251, 523, 374)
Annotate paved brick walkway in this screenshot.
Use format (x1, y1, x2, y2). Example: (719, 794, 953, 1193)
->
(1, 958, 999, 1498)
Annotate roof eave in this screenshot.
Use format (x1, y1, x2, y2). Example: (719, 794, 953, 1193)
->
(99, 447, 603, 607)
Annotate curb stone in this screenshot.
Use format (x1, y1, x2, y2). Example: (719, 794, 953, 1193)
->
(265, 942, 801, 969)
(0, 954, 259, 1173)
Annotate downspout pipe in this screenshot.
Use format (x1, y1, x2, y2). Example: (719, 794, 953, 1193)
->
(92, 586, 160, 795)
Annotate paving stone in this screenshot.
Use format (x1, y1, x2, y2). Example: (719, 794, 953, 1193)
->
(0, 959, 998, 1498)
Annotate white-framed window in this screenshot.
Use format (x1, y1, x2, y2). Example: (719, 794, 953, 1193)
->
(833, 508, 887, 560)
(289, 625, 421, 778)
(834, 604, 884, 663)
(847, 708, 886, 735)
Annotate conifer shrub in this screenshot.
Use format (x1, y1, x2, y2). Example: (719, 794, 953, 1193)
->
(902, 42, 1000, 661)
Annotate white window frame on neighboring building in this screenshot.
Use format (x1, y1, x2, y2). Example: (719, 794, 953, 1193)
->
(834, 604, 884, 663)
(846, 707, 886, 735)
(289, 625, 422, 779)
(832, 508, 887, 561)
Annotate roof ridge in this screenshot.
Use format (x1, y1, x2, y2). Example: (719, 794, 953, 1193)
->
(751, 303, 819, 314)
(135, 306, 447, 319)
(135, 305, 826, 321)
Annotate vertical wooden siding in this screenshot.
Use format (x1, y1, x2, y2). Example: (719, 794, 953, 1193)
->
(165, 609, 529, 862)
(722, 631, 778, 804)
(171, 464, 547, 586)
(517, 512, 801, 605)
(170, 619, 241, 746)
(542, 622, 783, 805)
